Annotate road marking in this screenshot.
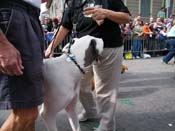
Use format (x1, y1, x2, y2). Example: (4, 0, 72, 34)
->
(120, 98, 135, 105)
(120, 77, 171, 84)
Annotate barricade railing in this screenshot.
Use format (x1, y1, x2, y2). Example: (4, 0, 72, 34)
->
(122, 33, 169, 59)
(44, 33, 169, 59)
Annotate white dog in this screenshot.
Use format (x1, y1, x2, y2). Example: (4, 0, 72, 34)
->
(40, 35, 104, 131)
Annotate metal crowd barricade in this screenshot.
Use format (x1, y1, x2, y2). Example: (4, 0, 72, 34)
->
(44, 32, 169, 59)
(142, 34, 167, 56)
(122, 33, 169, 59)
(122, 32, 132, 54)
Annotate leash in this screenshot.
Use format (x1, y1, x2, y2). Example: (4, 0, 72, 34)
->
(67, 0, 88, 53)
(47, 0, 88, 74)
(67, 54, 85, 74)
(63, 50, 85, 74)
(49, 0, 87, 54)
(68, 23, 77, 53)
(49, 32, 85, 74)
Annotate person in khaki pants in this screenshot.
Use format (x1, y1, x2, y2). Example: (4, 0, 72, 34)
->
(45, 0, 130, 130)
(79, 47, 123, 129)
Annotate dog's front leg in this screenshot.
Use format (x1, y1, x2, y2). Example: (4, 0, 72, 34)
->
(40, 103, 58, 131)
(65, 94, 81, 131)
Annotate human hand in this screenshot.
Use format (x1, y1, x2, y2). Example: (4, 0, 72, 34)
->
(45, 44, 54, 58)
(94, 5, 104, 25)
(0, 41, 24, 76)
(138, 33, 143, 37)
(83, 7, 106, 25)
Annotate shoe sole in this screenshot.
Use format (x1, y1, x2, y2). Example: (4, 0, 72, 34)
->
(79, 118, 88, 122)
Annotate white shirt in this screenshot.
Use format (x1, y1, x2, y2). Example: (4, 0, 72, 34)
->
(23, 0, 41, 8)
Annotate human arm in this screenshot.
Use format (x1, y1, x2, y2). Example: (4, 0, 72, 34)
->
(134, 31, 143, 37)
(160, 30, 167, 36)
(45, 26, 70, 58)
(0, 30, 24, 76)
(138, 32, 144, 37)
(83, 7, 130, 24)
(143, 26, 153, 35)
(133, 27, 144, 37)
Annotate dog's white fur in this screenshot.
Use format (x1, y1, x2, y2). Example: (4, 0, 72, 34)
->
(40, 35, 104, 131)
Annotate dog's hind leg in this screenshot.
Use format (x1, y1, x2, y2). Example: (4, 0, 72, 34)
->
(40, 104, 58, 131)
(65, 94, 81, 131)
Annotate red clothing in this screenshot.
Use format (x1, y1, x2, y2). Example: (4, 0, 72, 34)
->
(142, 25, 152, 39)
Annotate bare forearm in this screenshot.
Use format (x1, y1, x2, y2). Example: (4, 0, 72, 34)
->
(51, 26, 70, 50)
(103, 9, 130, 24)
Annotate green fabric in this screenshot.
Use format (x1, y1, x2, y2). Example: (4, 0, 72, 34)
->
(157, 11, 165, 18)
(167, 25, 175, 37)
(132, 25, 143, 39)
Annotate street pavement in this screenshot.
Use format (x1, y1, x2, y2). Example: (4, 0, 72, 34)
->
(0, 57, 175, 131)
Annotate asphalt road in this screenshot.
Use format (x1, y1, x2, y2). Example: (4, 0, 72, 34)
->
(0, 57, 175, 131)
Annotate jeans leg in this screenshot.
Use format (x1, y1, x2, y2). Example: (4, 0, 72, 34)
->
(163, 39, 175, 63)
(132, 39, 138, 57)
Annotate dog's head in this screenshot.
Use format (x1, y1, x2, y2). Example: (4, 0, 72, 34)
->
(63, 35, 104, 67)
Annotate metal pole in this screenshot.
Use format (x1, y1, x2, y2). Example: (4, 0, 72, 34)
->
(166, 0, 170, 17)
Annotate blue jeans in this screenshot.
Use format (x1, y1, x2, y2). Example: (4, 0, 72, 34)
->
(132, 39, 142, 57)
(163, 38, 175, 63)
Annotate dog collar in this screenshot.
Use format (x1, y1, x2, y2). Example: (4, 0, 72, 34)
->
(66, 53, 85, 74)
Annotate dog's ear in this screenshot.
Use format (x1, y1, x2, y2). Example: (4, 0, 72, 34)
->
(84, 39, 99, 67)
(90, 39, 99, 57)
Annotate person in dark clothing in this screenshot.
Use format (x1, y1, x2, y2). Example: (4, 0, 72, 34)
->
(0, 1, 44, 131)
(46, 18, 53, 32)
(45, 0, 130, 131)
(53, 18, 60, 30)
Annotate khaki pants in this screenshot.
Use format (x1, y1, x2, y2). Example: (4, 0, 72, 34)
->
(79, 46, 123, 131)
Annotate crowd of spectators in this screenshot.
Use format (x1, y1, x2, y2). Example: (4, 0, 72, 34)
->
(41, 17, 61, 44)
(41, 7, 175, 61)
(121, 11, 175, 59)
